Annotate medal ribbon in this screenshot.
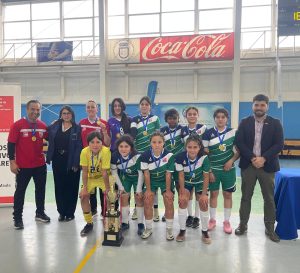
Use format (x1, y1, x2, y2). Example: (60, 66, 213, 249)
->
(119, 155, 130, 177)
(26, 117, 37, 137)
(151, 149, 163, 170)
(216, 127, 227, 146)
(169, 126, 178, 146)
(186, 153, 200, 180)
(140, 114, 150, 133)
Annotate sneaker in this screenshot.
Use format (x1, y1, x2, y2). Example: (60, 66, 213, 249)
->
(121, 223, 130, 231)
(186, 216, 194, 227)
(35, 213, 50, 223)
(137, 223, 145, 236)
(166, 228, 174, 241)
(192, 217, 200, 229)
(223, 220, 232, 234)
(131, 208, 138, 220)
(92, 210, 98, 217)
(153, 208, 160, 222)
(80, 223, 93, 236)
(14, 219, 24, 230)
(176, 230, 186, 242)
(201, 230, 211, 244)
(58, 215, 65, 222)
(141, 228, 153, 239)
(208, 218, 216, 230)
(162, 215, 166, 222)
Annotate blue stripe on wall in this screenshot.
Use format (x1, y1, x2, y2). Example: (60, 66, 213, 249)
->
(21, 102, 299, 139)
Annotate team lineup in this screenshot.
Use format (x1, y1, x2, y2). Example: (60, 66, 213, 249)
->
(8, 94, 283, 245)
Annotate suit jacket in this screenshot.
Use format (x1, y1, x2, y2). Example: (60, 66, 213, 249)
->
(46, 120, 82, 170)
(235, 115, 284, 172)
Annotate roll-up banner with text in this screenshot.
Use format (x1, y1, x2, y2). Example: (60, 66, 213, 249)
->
(108, 33, 234, 64)
(0, 84, 21, 206)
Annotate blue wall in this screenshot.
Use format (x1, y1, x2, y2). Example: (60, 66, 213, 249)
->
(22, 101, 299, 139)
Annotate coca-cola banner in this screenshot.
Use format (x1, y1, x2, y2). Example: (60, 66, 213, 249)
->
(108, 33, 234, 64)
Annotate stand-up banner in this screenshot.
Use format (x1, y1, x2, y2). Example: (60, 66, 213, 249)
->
(108, 33, 234, 64)
(0, 84, 21, 206)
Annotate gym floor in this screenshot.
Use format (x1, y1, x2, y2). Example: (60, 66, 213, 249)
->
(0, 159, 299, 273)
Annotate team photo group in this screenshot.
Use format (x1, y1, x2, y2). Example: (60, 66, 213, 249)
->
(7, 93, 284, 245)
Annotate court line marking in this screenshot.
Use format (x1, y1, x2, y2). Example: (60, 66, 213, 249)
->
(73, 237, 103, 273)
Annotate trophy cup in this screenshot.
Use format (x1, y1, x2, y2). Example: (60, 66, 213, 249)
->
(102, 176, 124, 247)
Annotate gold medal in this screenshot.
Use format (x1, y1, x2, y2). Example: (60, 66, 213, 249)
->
(157, 172, 159, 177)
(97, 120, 101, 126)
(171, 144, 175, 148)
(32, 136, 37, 142)
(143, 131, 148, 136)
(122, 175, 125, 180)
(116, 133, 121, 139)
(219, 144, 226, 151)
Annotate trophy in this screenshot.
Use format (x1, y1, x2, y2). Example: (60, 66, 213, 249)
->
(102, 176, 124, 247)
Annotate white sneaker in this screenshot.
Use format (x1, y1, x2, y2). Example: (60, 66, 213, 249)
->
(153, 208, 160, 222)
(131, 208, 138, 220)
(166, 228, 174, 241)
(141, 228, 153, 239)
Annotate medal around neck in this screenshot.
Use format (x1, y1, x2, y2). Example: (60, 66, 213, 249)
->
(32, 136, 37, 142)
(102, 176, 124, 247)
(219, 144, 226, 151)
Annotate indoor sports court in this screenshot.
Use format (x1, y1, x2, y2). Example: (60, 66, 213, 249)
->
(0, 1, 299, 273)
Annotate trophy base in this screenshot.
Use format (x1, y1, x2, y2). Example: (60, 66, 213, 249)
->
(102, 231, 124, 247)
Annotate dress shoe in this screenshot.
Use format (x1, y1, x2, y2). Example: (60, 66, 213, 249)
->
(235, 224, 248, 235)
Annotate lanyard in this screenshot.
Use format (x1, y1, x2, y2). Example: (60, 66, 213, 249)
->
(119, 155, 130, 177)
(216, 127, 227, 145)
(140, 114, 150, 132)
(91, 152, 100, 171)
(151, 149, 163, 170)
(169, 126, 178, 146)
(26, 117, 37, 136)
(186, 153, 199, 180)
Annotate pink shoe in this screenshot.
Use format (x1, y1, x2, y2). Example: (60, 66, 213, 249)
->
(223, 220, 232, 234)
(208, 218, 216, 231)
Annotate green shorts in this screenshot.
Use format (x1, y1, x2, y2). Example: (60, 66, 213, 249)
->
(122, 178, 138, 193)
(173, 171, 179, 184)
(144, 180, 175, 194)
(184, 182, 203, 193)
(209, 168, 236, 192)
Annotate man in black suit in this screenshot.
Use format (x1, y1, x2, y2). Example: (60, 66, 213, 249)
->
(234, 94, 284, 242)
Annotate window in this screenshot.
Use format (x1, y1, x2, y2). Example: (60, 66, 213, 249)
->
(129, 0, 160, 14)
(32, 20, 60, 39)
(199, 9, 233, 31)
(4, 4, 30, 21)
(64, 19, 93, 37)
(162, 12, 194, 33)
(32, 2, 60, 20)
(129, 14, 160, 34)
(162, 0, 194, 12)
(64, 0, 93, 18)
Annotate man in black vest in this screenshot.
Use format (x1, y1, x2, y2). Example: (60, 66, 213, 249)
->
(235, 94, 284, 242)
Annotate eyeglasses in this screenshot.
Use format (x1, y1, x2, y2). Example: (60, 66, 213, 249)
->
(62, 112, 71, 115)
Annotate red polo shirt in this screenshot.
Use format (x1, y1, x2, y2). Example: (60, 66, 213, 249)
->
(8, 117, 48, 168)
(79, 118, 110, 148)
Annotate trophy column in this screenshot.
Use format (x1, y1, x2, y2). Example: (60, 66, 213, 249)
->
(102, 176, 124, 247)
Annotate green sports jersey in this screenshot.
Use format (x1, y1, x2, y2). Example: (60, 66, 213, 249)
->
(131, 114, 160, 153)
(111, 152, 141, 183)
(175, 152, 210, 185)
(160, 125, 184, 155)
(140, 149, 174, 184)
(202, 127, 237, 171)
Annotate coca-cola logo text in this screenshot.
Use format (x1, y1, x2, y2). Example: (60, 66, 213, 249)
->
(140, 33, 234, 63)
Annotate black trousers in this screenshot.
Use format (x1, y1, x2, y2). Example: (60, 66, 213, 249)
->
(52, 154, 80, 217)
(13, 165, 47, 220)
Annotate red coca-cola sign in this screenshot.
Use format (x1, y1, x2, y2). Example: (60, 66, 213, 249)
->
(140, 33, 234, 63)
